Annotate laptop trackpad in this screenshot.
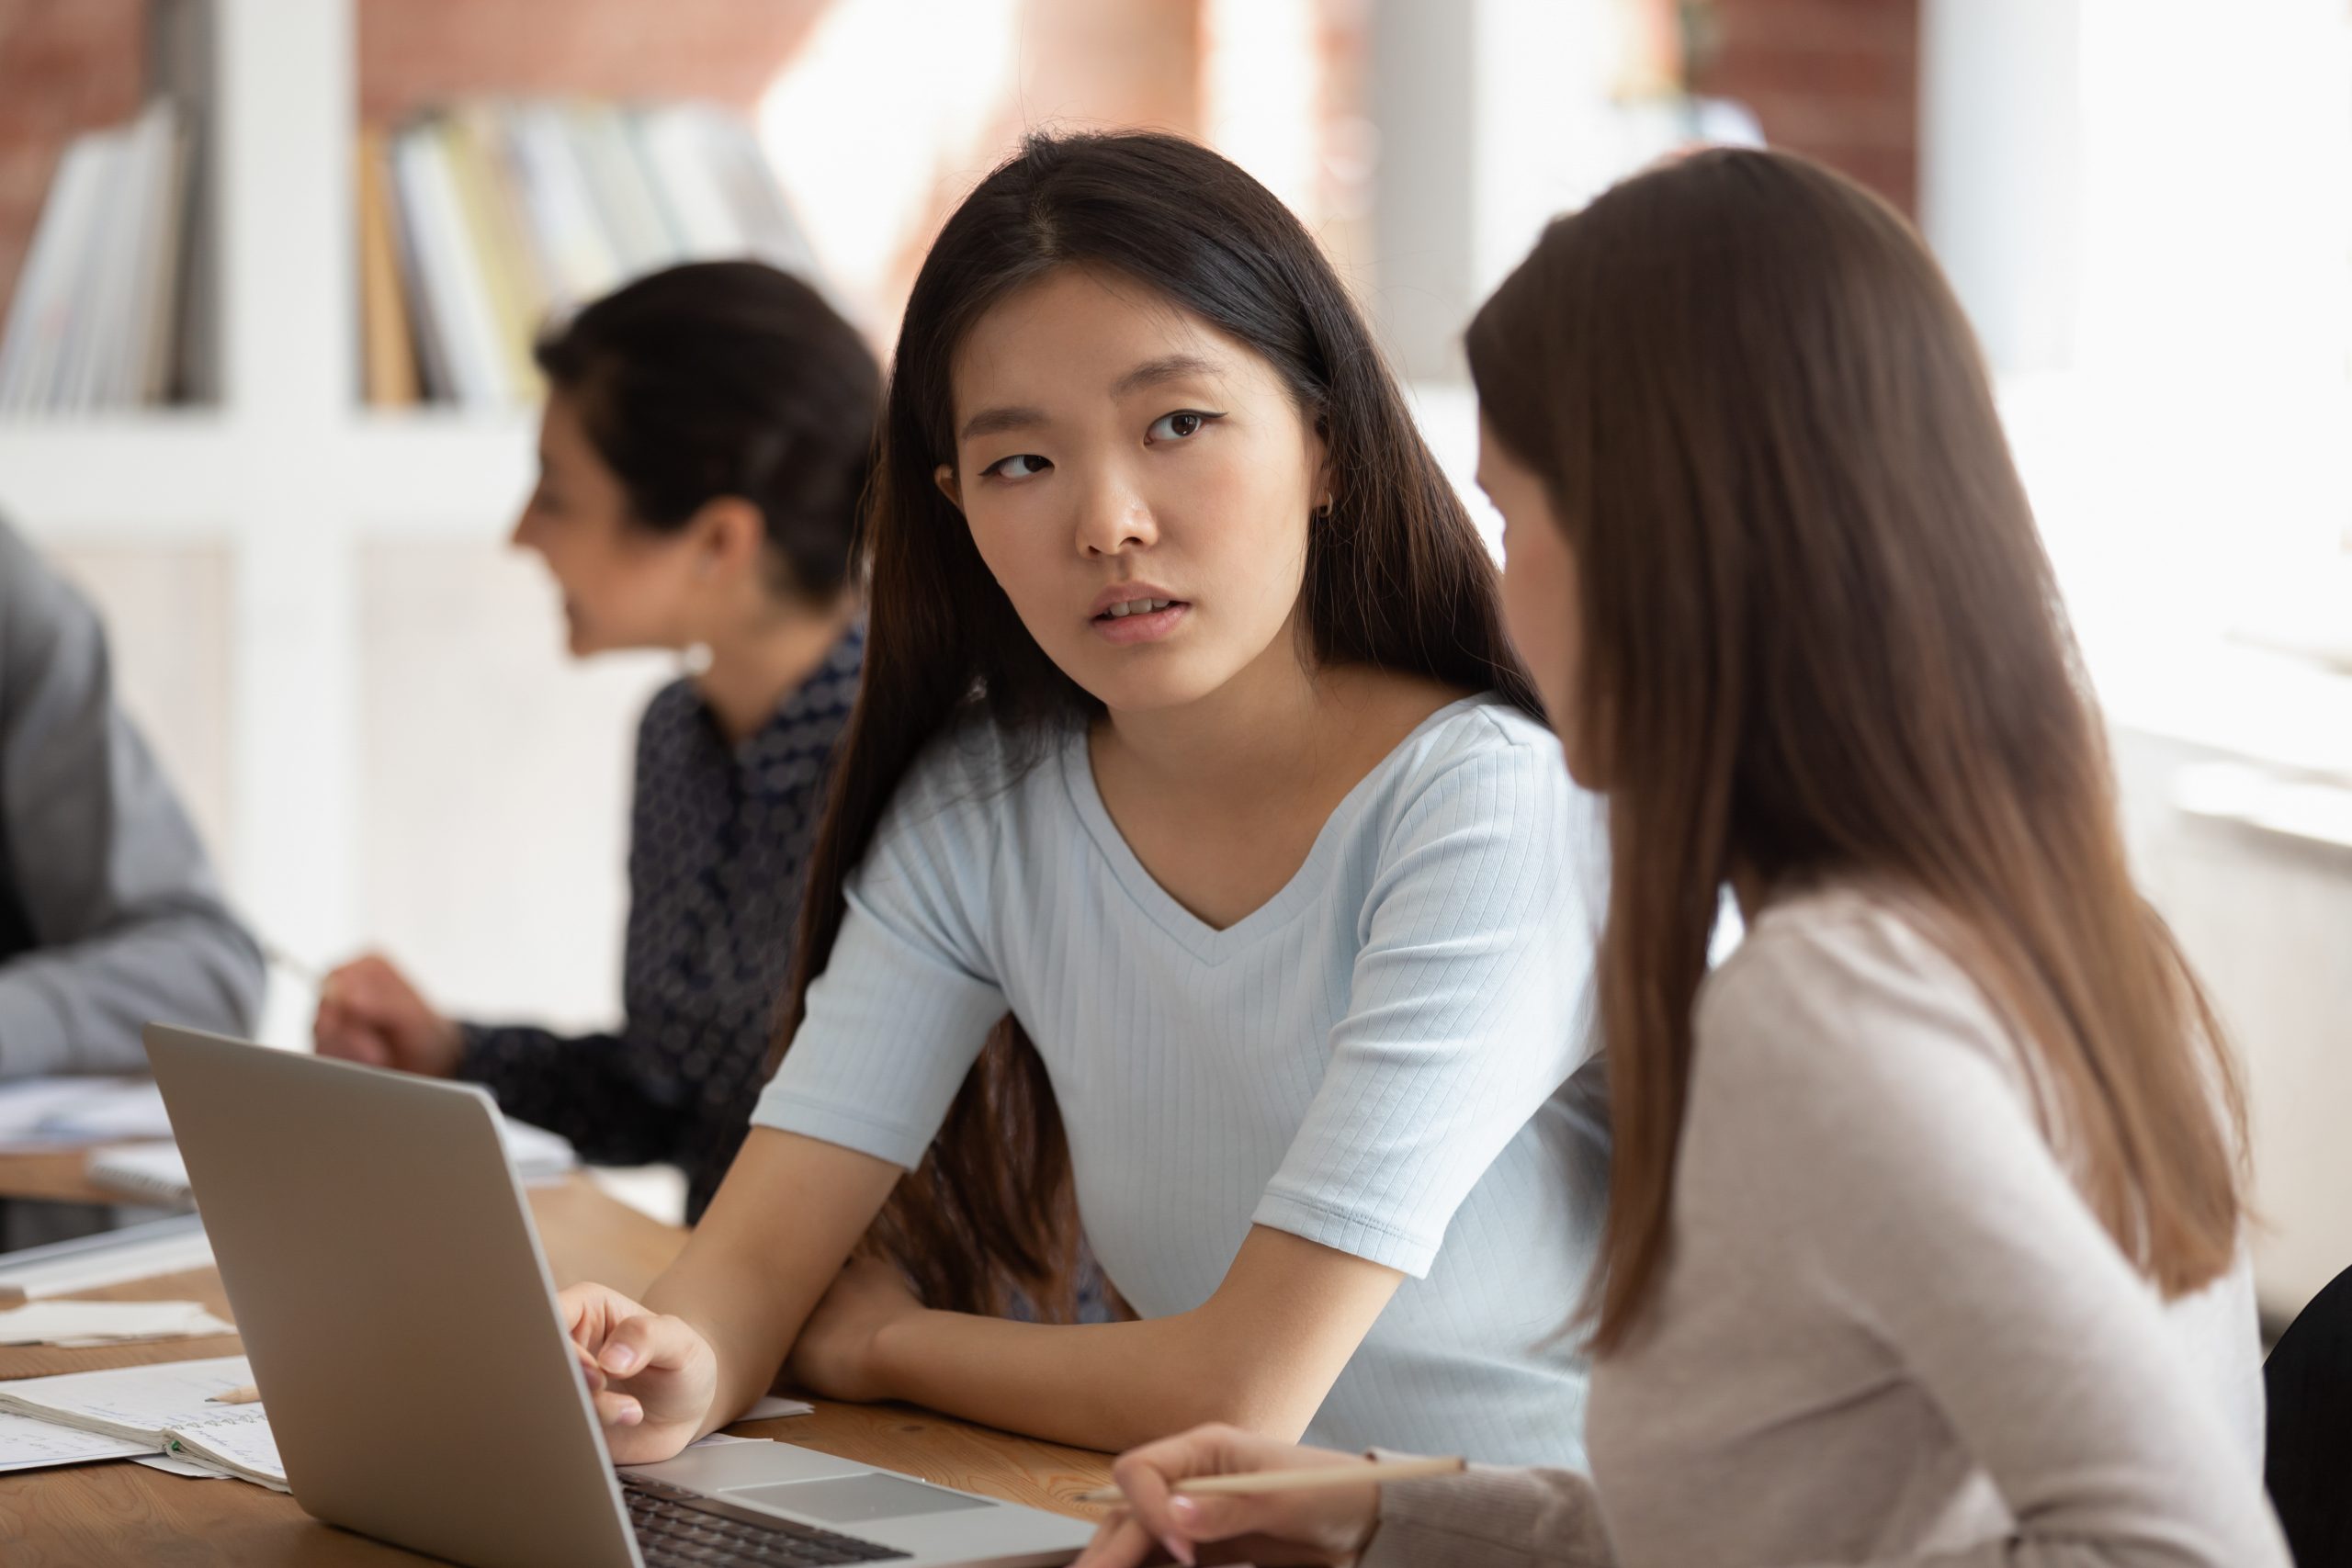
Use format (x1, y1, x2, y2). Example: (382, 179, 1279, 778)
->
(732, 1473, 995, 1524)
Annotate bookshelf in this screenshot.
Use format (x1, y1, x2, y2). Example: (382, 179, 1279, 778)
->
(0, 0, 538, 989)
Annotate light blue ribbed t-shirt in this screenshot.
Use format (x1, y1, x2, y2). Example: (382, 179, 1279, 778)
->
(751, 693, 1611, 1465)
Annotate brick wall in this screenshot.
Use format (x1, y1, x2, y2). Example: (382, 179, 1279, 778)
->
(356, 0, 831, 123)
(859, 0, 1202, 328)
(0, 0, 144, 317)
(1690, 0, 1920, 216)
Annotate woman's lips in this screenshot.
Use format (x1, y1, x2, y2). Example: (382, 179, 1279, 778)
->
(1091, 601, 1190, 644)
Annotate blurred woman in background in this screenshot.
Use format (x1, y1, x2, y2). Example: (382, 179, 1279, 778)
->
(314, 260, 876, 1224)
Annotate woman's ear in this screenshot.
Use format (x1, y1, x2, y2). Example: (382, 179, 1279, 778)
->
(1309, 424, 1337, 518)
(687, 496, 768, 579)
(933, 464, 964, 514)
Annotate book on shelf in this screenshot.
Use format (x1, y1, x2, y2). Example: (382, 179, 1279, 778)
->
(0, 98, 198, 415)
(363, 98, 823, 410)
(355, 127, 421, 408)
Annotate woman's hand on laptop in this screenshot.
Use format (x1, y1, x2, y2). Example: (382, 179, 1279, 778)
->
(560, 1280, 720, 1463)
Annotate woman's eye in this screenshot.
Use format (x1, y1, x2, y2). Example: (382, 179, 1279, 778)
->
(983, 453, 1052, 479)
(1147, 410, 1221, 442)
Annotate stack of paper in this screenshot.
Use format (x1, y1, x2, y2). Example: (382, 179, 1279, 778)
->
(0, 1213, 214, 1306)
(0, 1077, 174, 1149)
(0, 1409, 148, 1474)
(0, 1355, 286, 1490)
(0, 1299, 232, 1348)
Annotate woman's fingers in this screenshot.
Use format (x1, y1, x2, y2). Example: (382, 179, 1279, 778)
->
(1109, 1450, 1193, 1565)
(556, 1285, 690, 1378)
(311, 997, 390, 1065)
(1076, 1510, 1167, 1568)
(1090, 1426, 1380, 1566)
(560, 1282, 661, 1371)
(1169, 1493, 1309, 1548)
(592, 1388, 644, 1428)
(595, 1309, 693, 1377)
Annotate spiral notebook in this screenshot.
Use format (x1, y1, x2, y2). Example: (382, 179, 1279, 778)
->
(78, 1143, 204, 1206)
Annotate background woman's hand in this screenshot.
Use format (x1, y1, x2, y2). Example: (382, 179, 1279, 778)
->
(312, 953, 464, 1077)
(786, 1256, 924, 1404)
(1075, 1424, 1382, 1568)
(560, 1280, 721, 1463)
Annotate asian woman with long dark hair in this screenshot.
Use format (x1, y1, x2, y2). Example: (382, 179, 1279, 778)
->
(552, 131, 1612, 1466)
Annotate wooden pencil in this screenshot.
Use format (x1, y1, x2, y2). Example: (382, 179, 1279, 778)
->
(1074, 1454, 1463, 1506)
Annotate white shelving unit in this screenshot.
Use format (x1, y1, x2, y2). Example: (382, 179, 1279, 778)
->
(0, 0, 537, 969)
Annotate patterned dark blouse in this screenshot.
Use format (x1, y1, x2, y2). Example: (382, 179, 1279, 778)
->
(458, 626, 863, 1222)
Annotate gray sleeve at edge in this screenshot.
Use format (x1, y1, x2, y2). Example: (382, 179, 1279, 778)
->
(0, 525, 264, 1075)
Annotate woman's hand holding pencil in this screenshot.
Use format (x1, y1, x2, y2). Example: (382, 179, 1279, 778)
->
(1074, 1423, 1463, 1568)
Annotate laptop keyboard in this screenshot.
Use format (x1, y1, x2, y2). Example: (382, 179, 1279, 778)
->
(625, 1475, 911, 1566)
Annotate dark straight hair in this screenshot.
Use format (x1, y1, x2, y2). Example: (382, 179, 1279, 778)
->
(1466, 149, 2246, 1354)
(535, 260, 880, 603)
(774, 130, 1543, 1316)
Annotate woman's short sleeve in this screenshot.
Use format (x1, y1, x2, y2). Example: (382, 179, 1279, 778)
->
(749, 736, 1012, 1168)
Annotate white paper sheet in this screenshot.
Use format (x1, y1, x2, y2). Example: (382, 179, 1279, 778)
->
(0, 1077, 174, 1146)
(0, 1353, 254, 1442)
(0, 1408, 147, 1472)
(0, 1299, 233, 1346)
(0, 1214, 214, 1302)
(0, 1357, 289, 1491)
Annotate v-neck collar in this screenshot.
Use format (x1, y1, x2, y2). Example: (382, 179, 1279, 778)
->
(1058, 694, 1498, 965)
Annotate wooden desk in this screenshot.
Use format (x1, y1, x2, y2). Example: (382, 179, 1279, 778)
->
(0, 1156, 1112, 1565)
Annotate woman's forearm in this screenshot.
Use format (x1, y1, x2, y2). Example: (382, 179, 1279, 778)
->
(645, 1129, 906, 1438)
(864, 1226, 1401, 1452)
(643, 1237, 828, 1439)
(870, 1307, 1317, 1452)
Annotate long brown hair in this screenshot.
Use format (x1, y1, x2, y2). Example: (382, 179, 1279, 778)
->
(776, 130, 1541, 1318)
(1466, 149, 2246, 1354)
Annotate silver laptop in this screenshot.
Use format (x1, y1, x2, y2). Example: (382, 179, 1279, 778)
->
(143, 1023, 1095, 1568)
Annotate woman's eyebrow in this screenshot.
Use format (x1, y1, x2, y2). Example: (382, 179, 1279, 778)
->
(1111, 353, 1220, 397)
(958, 354, 1223, 441)
(959, 404, 1048, 442)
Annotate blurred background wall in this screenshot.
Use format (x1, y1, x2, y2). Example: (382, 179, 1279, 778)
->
(0, 0, 2346, 1324)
